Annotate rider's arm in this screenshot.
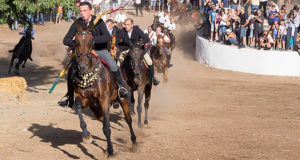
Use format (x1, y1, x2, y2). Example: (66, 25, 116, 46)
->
(135, 26, 150, 45)
(63, 22, 76, 47)
(93, 20, 112, 44)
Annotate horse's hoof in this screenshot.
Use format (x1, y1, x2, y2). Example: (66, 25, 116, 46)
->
(144, 120, 148, 125)
(107, 148, 114, 157)
(82, 134, 93, 144)
(14, 70, 20, 75)
(130, 111, 136, 115)
(132, 142, 138, 152)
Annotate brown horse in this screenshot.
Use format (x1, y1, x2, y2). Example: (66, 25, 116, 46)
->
(71, 20, 136, 156)
(152, 15, 161, 31)
(121, 42, 153, 128)
(151, 34, 169, 83)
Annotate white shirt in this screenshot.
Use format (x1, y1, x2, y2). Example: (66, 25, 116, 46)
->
(158, 12, 170, 24)
(220, 14, 227, 26)
(128, 31, 132, 39)
(152, 33, 170, 46)
(279, 25, 286, 35)
(165, 21, 176, 30)
(20, 28, 36, 39)
(115, 13, 127, 23)
(136, 0, 141, 4)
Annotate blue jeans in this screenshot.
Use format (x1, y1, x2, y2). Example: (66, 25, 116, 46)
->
(219, 25, 226, 41)
(11, 19, 18, 30)
(26, 14, 34, 24)
(240, 27, 248, 37)
(286, 27, 298, 50)
(67, 10, 73, 21)
(228, 38, 238, 45)
(36, 13, 45, 25)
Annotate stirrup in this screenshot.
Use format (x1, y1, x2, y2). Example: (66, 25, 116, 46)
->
(58, 96, 68, 107)
(118, 87, 129, 100)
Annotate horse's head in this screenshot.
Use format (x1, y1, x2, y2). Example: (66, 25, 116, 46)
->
(152, 15, 160, 30)
(157, 34, 165, 55)
(129, 41, 144, 80)
(74, 20, 94, 74)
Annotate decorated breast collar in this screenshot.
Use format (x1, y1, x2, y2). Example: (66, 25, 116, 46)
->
(72, 61, 102, 88)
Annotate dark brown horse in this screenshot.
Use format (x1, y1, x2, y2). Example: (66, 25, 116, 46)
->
(151, 34, 169, 82)
(152, 15, 161, 31)
(71, 20, 136, 156)
(121, 42, 153, 128)
(8, 31, 33, 74)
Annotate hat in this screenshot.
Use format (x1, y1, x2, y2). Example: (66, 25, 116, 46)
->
(226, 29, 231, 33)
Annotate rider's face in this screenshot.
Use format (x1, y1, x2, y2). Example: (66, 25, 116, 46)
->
(124, 20, 133, 32)
(106, 22, 114, 30)
(80, 5, 92, 22)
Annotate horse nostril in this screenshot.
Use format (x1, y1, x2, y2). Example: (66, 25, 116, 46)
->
(134, 73, 140, 77)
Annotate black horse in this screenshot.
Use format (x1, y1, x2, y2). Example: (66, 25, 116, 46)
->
(121, 42, 153, 127)
(8, 31, 33, 74)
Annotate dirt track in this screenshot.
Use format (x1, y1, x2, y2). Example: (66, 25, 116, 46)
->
(1, 11, 300, 160)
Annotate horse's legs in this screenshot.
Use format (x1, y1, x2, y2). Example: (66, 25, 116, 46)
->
(14, 59, 22, 75)
(137, 87, 145, 128)
(74, 97, 93, 143)
(144, 84, 152, 125)
(100, 100, 113, 156)
(120, 99, 137, 149)
(8, 55, 16, 73)
(130, 90, 135, 115)
(22, 59, 27, 68)
(163, 63, 169, 83)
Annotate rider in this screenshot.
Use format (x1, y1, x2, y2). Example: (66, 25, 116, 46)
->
(58, 2, 130, 107)
(152, 26, 173, 67)
(158, 11, 170, 27)
(114, 9, 127, 24)
(123, 18, 160, 86)
(144, 26, 156, 47)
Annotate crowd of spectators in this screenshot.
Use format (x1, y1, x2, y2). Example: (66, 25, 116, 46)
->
(201, 0, 300, 51)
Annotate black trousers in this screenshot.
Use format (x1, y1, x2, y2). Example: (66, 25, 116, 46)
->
(136, 4, 143, 16)
(259, 2, 267, 17)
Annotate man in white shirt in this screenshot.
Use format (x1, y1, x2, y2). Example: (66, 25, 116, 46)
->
(158, 11, 170, 26)
(144, 26, 156, 46)
(115, 9, 127, 23)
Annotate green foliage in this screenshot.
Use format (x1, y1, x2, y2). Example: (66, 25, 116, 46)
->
(0, 0, 78, 25)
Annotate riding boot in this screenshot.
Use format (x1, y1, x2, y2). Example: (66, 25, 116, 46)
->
(167, 55, 173, 68)
(112, 71, 130, 99)
(149, 65, 160, 86)
(58, 61, 75, 108)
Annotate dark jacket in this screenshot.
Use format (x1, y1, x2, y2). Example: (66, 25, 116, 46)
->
(123, 25, 150, 45)
(108, 26, 131, 49)
(63, 15, 112, 51)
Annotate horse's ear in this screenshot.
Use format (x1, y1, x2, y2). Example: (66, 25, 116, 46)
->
(75, 20, 83, 32)
(88, 22, 94, 32)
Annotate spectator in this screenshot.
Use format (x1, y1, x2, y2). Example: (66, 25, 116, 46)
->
(112, 0, 119, 11)
(158, 0, 164, 12)
(215, 7, 222, 41)
(150, 0, 156, 12)
(268, 5, 279, 25)
(135, 0, 144, 16)
(225, 29, 239, 46)
(271, 20, 279, 49)
(279, 5, 288, 23)
(221, 0, 230, 13)
(278, 19, 287, 50)
(259, 0, 267, 17)
(219, 8, 227, 42)
(248, 9, 256, 47)
(238, 7, 249, 48)
(260, 30, 274, 50)
(186, 0, 193, 16)
(56, 4, 63, 24)
(253, 9, 264, 49)
(36, 7, 45, 25)
(286, 10, 299, 50)
(209, 5, 217, 41)
(231, 0, 240, 11)
(10, 10, 18, 31)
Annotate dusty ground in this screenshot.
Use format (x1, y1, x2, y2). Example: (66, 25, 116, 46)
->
(1, 10, 300, 160)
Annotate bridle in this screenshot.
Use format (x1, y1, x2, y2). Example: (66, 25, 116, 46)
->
(74, 31, 99, 74)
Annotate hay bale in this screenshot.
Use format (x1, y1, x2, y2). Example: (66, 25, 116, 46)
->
(0, 77, 27, 103)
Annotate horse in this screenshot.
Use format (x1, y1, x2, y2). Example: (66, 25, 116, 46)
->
(71, 20, 136, 156)
(8, 32, 33, 74)
(151, 34, 169, 83)
(121, 42, 153, 128)
(152, 15, 161, 31)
